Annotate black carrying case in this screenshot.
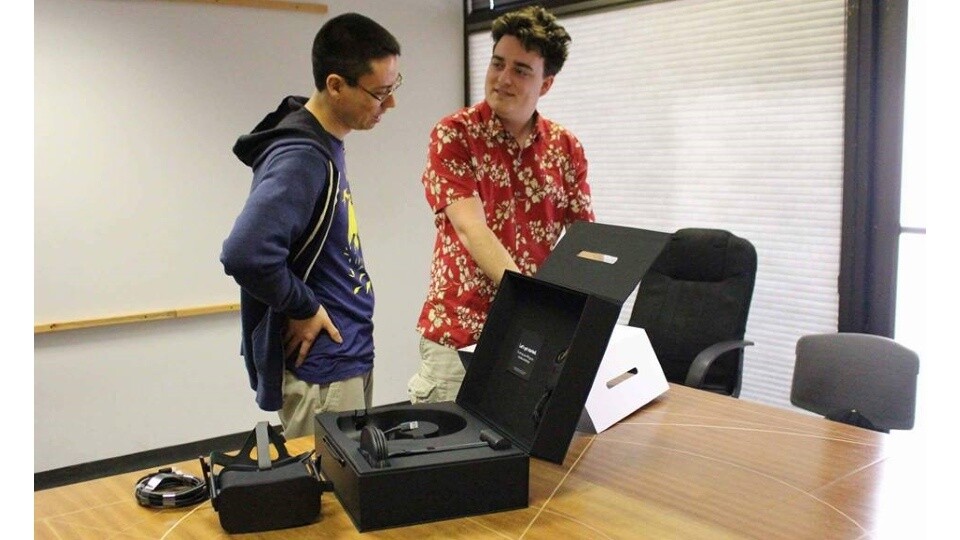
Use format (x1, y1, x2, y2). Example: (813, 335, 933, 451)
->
(315, 271, 622, 531)
(315, 222, 670, 532)
(202, 422, 330, 534)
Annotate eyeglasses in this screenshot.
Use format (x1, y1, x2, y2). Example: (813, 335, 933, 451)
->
(357, 73, 402, 103)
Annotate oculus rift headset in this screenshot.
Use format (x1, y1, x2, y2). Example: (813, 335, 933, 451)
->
(200, 421, 333, 534)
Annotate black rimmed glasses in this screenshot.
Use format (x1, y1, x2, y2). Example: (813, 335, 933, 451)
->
(358, 73, 402, 103)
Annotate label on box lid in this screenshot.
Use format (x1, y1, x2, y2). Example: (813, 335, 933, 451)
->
(535, 221, 671, 305)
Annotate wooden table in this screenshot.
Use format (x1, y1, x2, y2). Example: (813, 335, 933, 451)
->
(34, 384, 924, 539)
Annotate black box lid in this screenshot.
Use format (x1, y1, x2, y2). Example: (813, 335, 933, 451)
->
(457, 272, 620, 463)
(535, 221, 671, 305)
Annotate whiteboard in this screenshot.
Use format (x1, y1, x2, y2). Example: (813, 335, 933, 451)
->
(35, 0, 333, 322)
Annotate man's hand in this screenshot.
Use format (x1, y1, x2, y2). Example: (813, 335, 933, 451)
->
(285, 305, 343, 367)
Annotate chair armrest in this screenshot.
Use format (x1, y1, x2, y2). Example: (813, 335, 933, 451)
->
(684, 339, 755, 393)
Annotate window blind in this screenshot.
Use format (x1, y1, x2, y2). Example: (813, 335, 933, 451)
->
(468, 0, 847, 408)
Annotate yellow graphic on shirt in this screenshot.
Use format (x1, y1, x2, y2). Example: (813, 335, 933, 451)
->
(344, 191, 361, 251)
(342, 190, 372, 295)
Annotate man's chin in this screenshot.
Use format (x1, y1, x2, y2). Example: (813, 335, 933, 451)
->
(487, 97, 510, 114)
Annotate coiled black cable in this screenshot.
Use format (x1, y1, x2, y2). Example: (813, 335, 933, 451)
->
(134, 467, 209, 508)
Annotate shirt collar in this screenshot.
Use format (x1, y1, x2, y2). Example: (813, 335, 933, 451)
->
(478, 100, 546, 146)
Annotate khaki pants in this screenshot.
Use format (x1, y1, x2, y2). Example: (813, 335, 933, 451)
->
(279, 370, 373, 439)
(407, 336, 466, 403)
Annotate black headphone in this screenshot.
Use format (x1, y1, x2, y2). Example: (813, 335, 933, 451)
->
(134, 467, 209, 508)
(359, 424, 391, 467)
(359, 426, 511, 468)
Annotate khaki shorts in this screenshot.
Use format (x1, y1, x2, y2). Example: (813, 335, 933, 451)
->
(407, 336, 466, 404)
(279, 370, 373, 439)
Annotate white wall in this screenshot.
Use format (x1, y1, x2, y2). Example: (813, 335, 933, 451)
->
(34, 0, 463, 472)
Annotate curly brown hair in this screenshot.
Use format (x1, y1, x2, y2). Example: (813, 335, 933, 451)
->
(491, 5, 571, 77)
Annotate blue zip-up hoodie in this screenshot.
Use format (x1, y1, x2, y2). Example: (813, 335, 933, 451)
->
(221, 96, 375, 411)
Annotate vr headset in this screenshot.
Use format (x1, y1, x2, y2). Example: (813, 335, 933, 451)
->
(200, 422, 332, 534)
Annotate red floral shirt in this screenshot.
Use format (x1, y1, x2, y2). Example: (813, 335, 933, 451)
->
(416, 101, 594, 349)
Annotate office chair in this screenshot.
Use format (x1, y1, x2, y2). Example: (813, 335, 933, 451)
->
(628, 228, 757, 397)
(790, 333, 919, 432)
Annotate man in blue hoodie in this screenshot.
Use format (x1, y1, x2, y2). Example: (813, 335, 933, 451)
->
(221, 13, 401, 438)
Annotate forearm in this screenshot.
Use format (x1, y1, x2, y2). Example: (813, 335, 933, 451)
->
(456, 223, 520, 286)
(221, 207, 320, 319)
(222, 255, 319, 319)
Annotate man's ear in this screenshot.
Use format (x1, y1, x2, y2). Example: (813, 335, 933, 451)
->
(539, 75, 555, 97)
(326, 74, 346, 97)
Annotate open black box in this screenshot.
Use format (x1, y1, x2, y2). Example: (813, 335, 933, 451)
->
(314, 222, 669, 532)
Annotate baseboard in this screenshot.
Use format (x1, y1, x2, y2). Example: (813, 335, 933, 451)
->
(35, 401, 415, 491)
(34, 431, 249, 491)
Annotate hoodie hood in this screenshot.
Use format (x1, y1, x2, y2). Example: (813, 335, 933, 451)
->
(232, 95, 336, 168)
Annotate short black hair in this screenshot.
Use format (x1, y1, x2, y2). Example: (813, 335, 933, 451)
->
(312, 13, 401, 91)
(491, 5, 571, 77)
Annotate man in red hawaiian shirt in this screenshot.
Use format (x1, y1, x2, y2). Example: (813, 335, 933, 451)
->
(409, 6, 595, 403)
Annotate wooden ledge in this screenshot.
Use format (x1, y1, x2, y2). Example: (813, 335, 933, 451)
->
(155, 0, 328, 14)
(35, 303, 240, 334)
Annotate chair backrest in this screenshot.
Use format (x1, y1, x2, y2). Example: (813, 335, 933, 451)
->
(790, 333, 919, 431)
(628, 228, 757, 395)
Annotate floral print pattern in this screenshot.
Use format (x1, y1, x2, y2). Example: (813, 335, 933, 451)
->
(416, 101, 594, 348)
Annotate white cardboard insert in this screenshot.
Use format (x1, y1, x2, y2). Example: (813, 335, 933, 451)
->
(577, 324, 668, 434)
